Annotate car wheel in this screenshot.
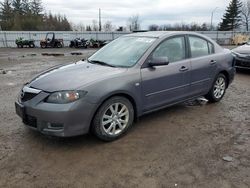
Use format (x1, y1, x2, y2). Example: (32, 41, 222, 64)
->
(29, 43, 35, 48)
(40, 43, 46, 48)
(57, 43, 63, 48)
(92, 96, 134, 141)
(205, 73, 227, 103)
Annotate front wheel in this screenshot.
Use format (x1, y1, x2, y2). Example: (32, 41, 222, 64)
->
(92, 96, 134, 141)
(205, 73, 227, 103)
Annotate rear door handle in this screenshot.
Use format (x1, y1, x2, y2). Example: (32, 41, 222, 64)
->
(179, 66, 189, 72)
(210, 60, 217, 65)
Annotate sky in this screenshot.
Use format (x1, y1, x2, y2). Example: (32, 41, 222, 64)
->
(43, 0, 231, 29)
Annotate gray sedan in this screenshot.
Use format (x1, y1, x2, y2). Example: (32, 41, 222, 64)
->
(15, 31, 235, 141)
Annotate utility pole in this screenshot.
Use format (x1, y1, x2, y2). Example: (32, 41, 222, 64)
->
(210, 7, 218, 31)
(99, 8, 102, 31)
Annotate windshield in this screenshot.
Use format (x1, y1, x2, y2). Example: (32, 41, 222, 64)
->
(88, 36, 156, 67)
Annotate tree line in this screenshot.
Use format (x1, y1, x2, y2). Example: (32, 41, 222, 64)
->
(0, 0, 250, 32)
(148, 0, 250, 32)
(0, 0, 71, 31)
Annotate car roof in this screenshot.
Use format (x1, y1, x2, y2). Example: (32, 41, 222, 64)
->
(124, 31, 201, 38)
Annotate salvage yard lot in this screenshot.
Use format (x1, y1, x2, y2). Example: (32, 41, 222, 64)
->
(0, 47, 249, 187)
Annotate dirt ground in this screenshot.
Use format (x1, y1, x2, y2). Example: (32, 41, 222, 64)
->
(0, 47, 249, 188)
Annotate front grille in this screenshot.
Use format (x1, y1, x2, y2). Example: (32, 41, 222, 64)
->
(236, 60, 250, 67)
(21, 92, 38, 102)
(23, 115, 37, 128)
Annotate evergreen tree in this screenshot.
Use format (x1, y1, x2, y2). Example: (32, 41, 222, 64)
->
(12, 0, 23, 14)
(0, 0, 72, 31)
(0, 0, 14, 30)
(12, 0, 24, 30)
(21, 0, 31, 14)
(219, 0, 242, 31)
(30, 0, 43, 15)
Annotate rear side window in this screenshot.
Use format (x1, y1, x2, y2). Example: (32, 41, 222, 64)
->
(189, 36, 210, 58)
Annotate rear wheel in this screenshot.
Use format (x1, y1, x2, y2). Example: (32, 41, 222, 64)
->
(40, 43, 46, 48)
(92, 96, 134, 141)
(57, 43, 63, 48)
(29, 43, 35, 48)
(205, 73, 227, 103)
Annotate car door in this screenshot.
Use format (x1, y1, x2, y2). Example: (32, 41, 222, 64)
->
(141, 36, 191, 111)
(188, 35, 217, 96)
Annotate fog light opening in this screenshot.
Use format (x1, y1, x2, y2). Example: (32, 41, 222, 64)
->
(47, 123, 64, 130)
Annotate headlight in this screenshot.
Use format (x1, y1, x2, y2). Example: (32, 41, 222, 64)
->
(231, 51, 242, 57)
(46, 91, 87, 104)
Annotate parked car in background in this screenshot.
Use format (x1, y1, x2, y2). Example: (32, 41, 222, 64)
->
(15, 31, 235, 141)
(40, 32, 64, 48)
(16, 37, 35, 48)
(232, 42, 250, 70)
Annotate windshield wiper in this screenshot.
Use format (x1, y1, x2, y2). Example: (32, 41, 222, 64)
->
(87, 59, 116, 67)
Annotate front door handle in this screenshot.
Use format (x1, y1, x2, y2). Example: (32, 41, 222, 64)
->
(210, 60, 217, 65)
(179, 66, 189, 72)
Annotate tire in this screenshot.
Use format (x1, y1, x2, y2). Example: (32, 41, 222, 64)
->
(57, 43, 63, 48)
(205, 73, 227, 103)
(29, 43, 35, 48)
(40, 43, 46, 48)
(92, 96, 134, 141)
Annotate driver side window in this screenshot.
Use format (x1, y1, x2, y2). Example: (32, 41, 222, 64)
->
(152, 37, 186, 63)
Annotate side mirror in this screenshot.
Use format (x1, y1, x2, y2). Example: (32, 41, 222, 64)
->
(148, 56, 169, 67)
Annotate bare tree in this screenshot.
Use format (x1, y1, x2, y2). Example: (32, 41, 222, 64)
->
(73, 23, 85, 32)
(148, 24, 159, 31)
(241, 0, 250, 31)
(127, 14, 141, 31)
(103, 21, 113, 31)
(92, 19, 98, 31)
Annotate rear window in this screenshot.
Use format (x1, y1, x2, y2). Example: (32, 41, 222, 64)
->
(189, 36, 212, 58)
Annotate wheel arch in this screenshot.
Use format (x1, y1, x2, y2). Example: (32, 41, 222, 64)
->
(90, 92, 138, 131)
(219, 70, 230, 88)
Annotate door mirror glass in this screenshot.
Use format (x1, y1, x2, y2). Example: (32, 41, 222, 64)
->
(148, 56, 169, 67)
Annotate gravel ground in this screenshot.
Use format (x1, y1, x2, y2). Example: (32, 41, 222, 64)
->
(0, 47, 249, 188)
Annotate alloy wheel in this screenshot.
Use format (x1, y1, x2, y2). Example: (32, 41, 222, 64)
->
(101, 103, 129, 136)
(213, 77, 226, 99)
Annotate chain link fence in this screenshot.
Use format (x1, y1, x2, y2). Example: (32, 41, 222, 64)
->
(0, 31, 249, 47)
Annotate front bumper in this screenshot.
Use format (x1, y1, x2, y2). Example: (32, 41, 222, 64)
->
(228, 67, 236, 85)
(234, 56, 250, 69)
(15, 91, 97, 137)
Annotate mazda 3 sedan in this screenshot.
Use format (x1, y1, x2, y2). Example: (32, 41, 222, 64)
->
(15, 31, 235, 141)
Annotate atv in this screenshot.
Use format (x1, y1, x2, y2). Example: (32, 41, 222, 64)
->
(69, 38, 89, 48)
(40, 32, 64, 48)
(88, 39, 108, 48)
(16, 37, 35, 48)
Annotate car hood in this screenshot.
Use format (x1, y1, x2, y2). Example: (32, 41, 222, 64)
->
(232, 44, 250, 54)
(28, 61, 127, 92)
